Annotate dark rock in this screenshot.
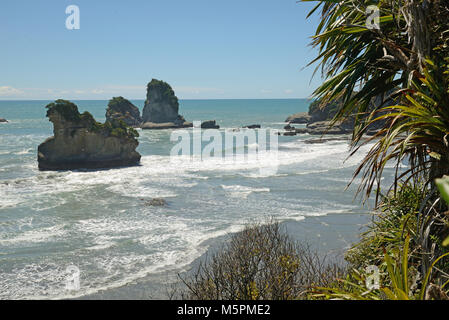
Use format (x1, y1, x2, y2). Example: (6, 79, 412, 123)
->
(201, 120, 220, 129)
(38, 100, 141, 170)
(106, 97, 142, 127)
(306, 121, 347, 135)
(294, 128, 308, 134)
(283, 131, 297, 136)
(141, 121, 193, 130)
(306, 93, 395, 134)
(0, 118, 8, 123)
(284, 124, 295, 130)
(244, 124, 261, 129)
(308, 100, 341, 123)
(141, 79, 191, 129)
(144, 198, 167, 207)
(285, 112, 311, 124)
(142, 79, 186, 123)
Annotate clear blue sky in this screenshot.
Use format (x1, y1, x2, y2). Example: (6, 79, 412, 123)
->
(0, 0, 322, 100)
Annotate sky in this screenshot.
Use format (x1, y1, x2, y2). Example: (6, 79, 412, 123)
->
(0, 0, 322, 100)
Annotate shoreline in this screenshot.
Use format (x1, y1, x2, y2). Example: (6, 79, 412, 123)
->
(80, 212, 370, 300)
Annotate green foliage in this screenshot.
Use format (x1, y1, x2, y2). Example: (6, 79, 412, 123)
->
(108, 96, 127, 109)
(436, 176, 449, 213)
(45, 99, 82, 122)
(147, 79, 179, 107)
(346, 183, 422, 270)
(435, 176, 449, 246)
(315, 182, 449, 300)
(178, 222, 345, 300)
(352, 60, 449, 201)
(318, 234, 449, 300)
(302, 0, 449, 201)
(45, 99, 139, 140)
(97, 118, 139, 139)
(316, 235, 424, 300)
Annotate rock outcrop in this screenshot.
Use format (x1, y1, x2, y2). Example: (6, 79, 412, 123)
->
(106, 97, 142, 127)
(244, 124, 261, 129)
(201, 120, 220, 129)
(0, 118, 8, 123)
(38, 100, 141, 170)
(141, 79, 192, 129)
(144, 198, 167, 207)
(285, 112, 311, 124)
(283, 94, 393, 136)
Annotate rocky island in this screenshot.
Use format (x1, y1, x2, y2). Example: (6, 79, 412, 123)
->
(141, 79, 192, 129)
(0, 118, 8, 123)
(38, 100, 141, 170)
(106, 97, 142, 127)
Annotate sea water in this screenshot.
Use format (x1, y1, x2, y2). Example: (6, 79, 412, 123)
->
(0, 99, 387, 299)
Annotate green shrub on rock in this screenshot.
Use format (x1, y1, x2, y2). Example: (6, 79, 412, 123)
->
(45, 99, 139, 140)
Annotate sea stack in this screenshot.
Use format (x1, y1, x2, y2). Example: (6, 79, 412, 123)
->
(106, 97, 142, 127)
(38, 100, 141, 170)
(141, 79, 192, 129)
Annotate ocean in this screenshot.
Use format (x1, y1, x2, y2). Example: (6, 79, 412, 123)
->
(0, 99, 386, 299)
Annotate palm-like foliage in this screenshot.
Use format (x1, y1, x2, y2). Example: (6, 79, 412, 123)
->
(303, 0, 449, 198)
(352, 60, 449, 202)
(303, 0, 449, 295)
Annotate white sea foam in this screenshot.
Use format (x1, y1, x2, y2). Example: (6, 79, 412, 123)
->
(0, 224, 66, 245)
(13, 148, 33, 155)
(221, 185, 270, 198)
(0, 130, 381, 299)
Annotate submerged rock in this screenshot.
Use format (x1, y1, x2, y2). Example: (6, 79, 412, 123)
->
(38, 100, 141, 170)
(0, 118, 8, 123)
(141, 79, 191, 129)
(144, 198, 167, 207)
(201, 120, 220, 129)
(244, 124, 261, 129)
(106, 97, 142, 127)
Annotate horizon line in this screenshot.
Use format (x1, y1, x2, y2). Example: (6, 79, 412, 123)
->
(0, 97, 314, 102)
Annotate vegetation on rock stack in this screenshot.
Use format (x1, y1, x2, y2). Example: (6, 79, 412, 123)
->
(147, 79, 179, 109)
(141, 78, 191, 127)
(46, 99, 139, 139)
(39, 99, 141, 170)
(106, 97, 142, 127)
(46, 99, 96, 125)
